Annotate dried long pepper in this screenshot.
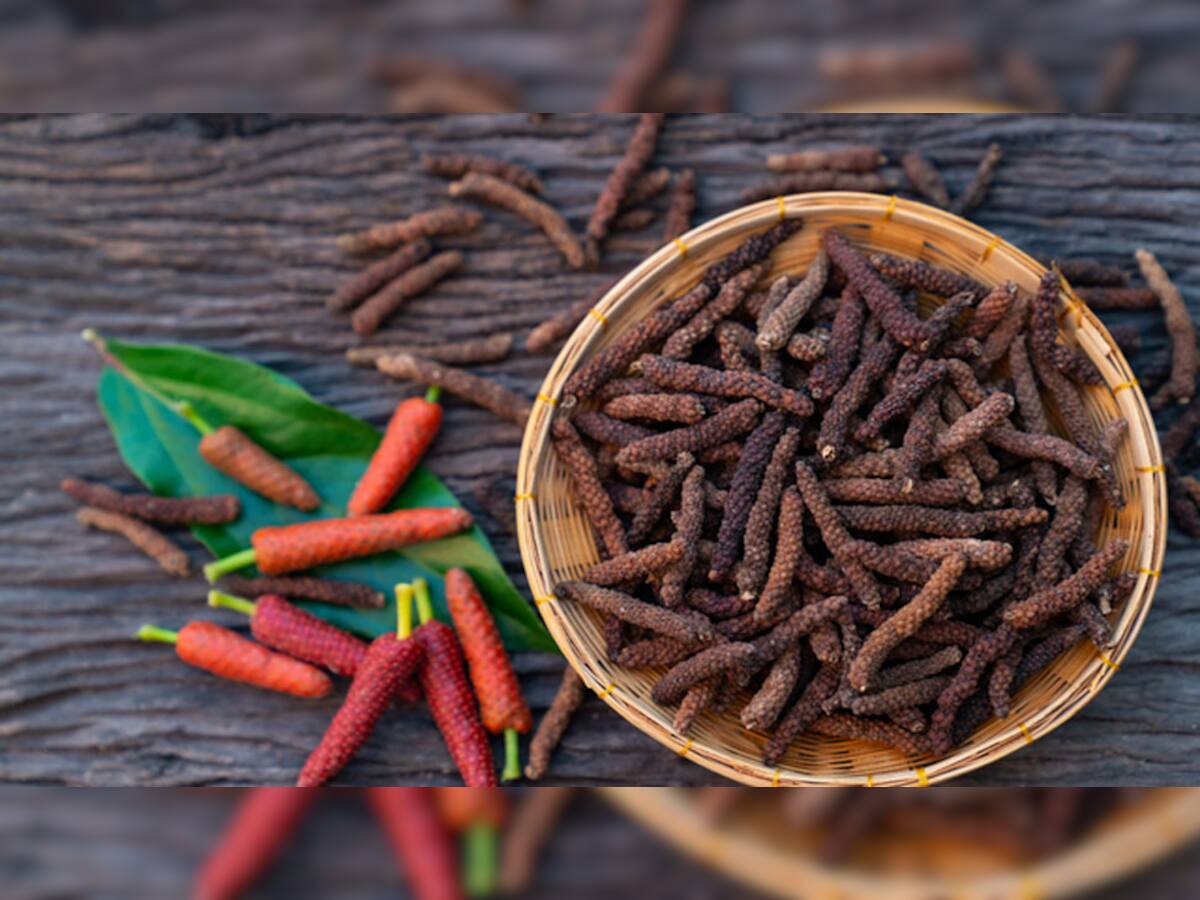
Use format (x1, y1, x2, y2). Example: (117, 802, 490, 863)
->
(662, 168, 697, 241)
(660, 464, 706, 608)
(637, 355, 813, 416)
(615, 398, 762, 466)
(662, 262, 766, 359)
(526, 280, 616, 354)
(346, 333, 513, 368)
(598, 4, 687, 111)
(62, 477, 238, 525)
(741, 172, 894, 203)
(337, 207, 481, 254)
(626, 452, 694, 545)
(901, 151, 950, 208)
(297, 585, 425, 786)
(710, 411, 786, 580)
(737, 428, 801, 597)
(1003, 538, 1129, 629)
(867, 253, 985, 300)
(349, 386, 443, 516)
(950, 143, 1002, 215)
(445, 568, 532, 781)
(557, 580, 714, 643)
(824, 231, 935, 350)
(525, 666, 585, 780)
(1076, 286, 1158, 310)
(137, 621, 332, 698)
(422, 152, 542, 193)
(450, 173, 585, 268)
(327, 240, 433, 312)
(1137, 247, 1196, 407)
(76, 506, 190, 576)
(757, 250, 830, 351)
(498, 788, 576, 895)
(352, 250, 464, 337)
(193, 788, 315, 900)
(367, 788, 465, 900)
(413, 578, 497, 786)
(377, 352, 532, 426)
(583, 113, 664, 265)
(203, 507, 474, 580)
(552, 418, 628, 558)
(214, 574, 385, 609)
(627, 167, 673, 205)
(766, 145, 885, 173)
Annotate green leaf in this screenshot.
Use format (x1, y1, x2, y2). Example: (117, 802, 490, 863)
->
(95, 338, 555, 653)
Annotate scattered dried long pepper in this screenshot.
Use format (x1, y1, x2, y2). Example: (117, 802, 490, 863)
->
(352, 250, 465, 337)
(450, 173, 585, 268)
(662, 168, 697, 241)
(214, 574, 385, 609)
(950, 143, 1002, 215)
(62, 477, 238, 525)
(742, 172, 894, 203)
(1137, 247, 1196, 408)
(525, 666, 585, 781)
(346, 334, 513, 368)
(901, 151, 950, 208)
(328, 240, 433, 312)
(376, 352, 531, 426)
(422, 152, 542, 193)
(583, 113, 664, 266)
(76, 506, 190, 576)
(336, 207, 481, 254)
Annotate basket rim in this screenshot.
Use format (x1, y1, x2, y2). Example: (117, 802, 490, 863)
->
(600, 787, 1200, 900)
(517, 191, 1167, 787)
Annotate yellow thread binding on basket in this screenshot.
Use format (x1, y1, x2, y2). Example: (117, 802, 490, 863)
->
(771, 768, 781, 787)
(775, 196, 787, 221)
(587, 308, 608, 325)
(979, 234, 1001, 262)
(1112, 380, 1138, 393)
(865, 773, 874, 788)
(677, 738, 693, 758)
(515, 492, 535, 502)
(597, 682, 616, 699)
(1138, 567, 1161, 577)
(914, 767, 929, 787)
(536, 393, 558, 407)
(882, 194, 898, 221)
(1018, 722, 1034, 745)
(1018, 872, 1042, 900)
(673, 237, 689, 258)
(1135, 465, 1165, 474)
(534, 594, 555, 607)
(1096, 651, 1120, 672)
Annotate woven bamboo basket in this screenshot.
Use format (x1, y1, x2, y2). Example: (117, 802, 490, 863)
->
(602, 788, 1200, 900)
(516, 192, 1166, 787)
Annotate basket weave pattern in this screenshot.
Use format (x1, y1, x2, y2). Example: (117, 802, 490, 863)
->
(517, 192, 1166, 787)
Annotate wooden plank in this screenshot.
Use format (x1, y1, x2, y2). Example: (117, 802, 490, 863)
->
(1, 114, 1198, 785)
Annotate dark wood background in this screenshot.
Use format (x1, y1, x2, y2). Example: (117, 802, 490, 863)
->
(2, 788, 1199, 899)
(1, 114, 1198, 786)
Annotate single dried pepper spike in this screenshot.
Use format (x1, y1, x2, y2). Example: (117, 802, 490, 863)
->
(1003, 538, 1129, 629)
(1014, 625, 1086, 687)
(660, 465, 706, 608)
(849, 675, 951, 716)
(786, 328, 831, 363)
(626, 452, 694, 546)
(351, 250, 465, 337)
(584, 113, 664, 265)
(1137, 248, 1197, 408)
(711, 411, 786, 581)
(950, 142, 1002, 215)
(76, 506, 190, 577)
(1052, 344, 1104, 385)
(328, 240, 434, 313)
(662, 262, 767, 359)
(891, 539, 1012, 570)
(498, 788, 577, 897)
(1052, 258, 1129, 287)
(901, 151, 950, 208)
(208, 590, 367, 678)
(874, 645, 963, 689)
(598, 2, 687, 110)
(965, 282, 1018, 340)
(615, 398, 762, 467)
(349, 386, 442, 516)
(894, 391, 941, 493)
(928, 628, 1020, 755)
(450, 172, 585, 269)
(849, 605, 982, 648)
(834, 504, 1047, 537)
(849, 540, 938, 584)
(193, 788, 315, 900)
(627, 167, 673, 206)
(855, 360, 948, 444)
(137, 621, 333, 698)
(675, 677, 720, 734)
(736, 428, 801, 597)
(741, 172, 895, 203)
(421, 152, 543, 193)
(766, 145, 885, 173)
(552, 419, 628, 558)
(1071, 600, 1113, 648)
(1075, 286, 1158, 310)
(525, 666, 585, 781)
(716, 319, 757, 371)
(1007, 335, 1060, 503)
(652, 642, 757, 705)
(525, 279, 617, 355)
(595, 377, 658, 404)
(603, 392, 706, 424)
(367, 788, 465, 900)
(817, 333, 901, 463)
(763, 662, 840, 765)
(62, 478, 238, 525)
(686, 588, 754, 620)
(974, 292, 1029, 373)
(613, 207, 658, 231)
(793, 462, 883, 609)
(888, 706, 927, 734)
(662, 168, 697, 241)
(336, 206, 482, 254)
(835, 448, 903, 478)
(931, 392, 1014, 459)
(297, 585, 425, 786)
(637, 354, 814, 417)
(866, 252, 986, 300)
(574, 411, 653, 447)
(741, 644, 805, 731)
(215, 574, 386, 609)
(617, 636, 695, 668)
(754, 486, 806, 625)
(988, 642, 1023, 719)
(556, 580, 714, 643)
(377, 352, 532, 427)
(445, 568, 533, 781)
(205, 507, 473, 580)
(583, 540, 684, 585)
(758, 250, 830, 351)
(347, 334, 514, 368)
(1160, 394, 1200, 460)
(806, 285, 864, 398)
(848, 553, 966, 693)
(810, 713, 927, 757)
(700, 219, 803, 293)
(562, 281, 713, 403)
(823, 477, 962, 507)
(1035, 476, 1088, 584)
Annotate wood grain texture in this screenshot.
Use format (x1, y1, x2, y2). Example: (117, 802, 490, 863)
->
(0, 114, 1198, 786)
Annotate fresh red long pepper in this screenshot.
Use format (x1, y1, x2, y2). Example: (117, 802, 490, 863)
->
(203, 507, 474, 579)
(296, 585, 425, 787)
(208, 590, 367, 677)
(192, 787, 316, 900)
(434, 787, 508, 897)
(137, 621, 332, 698)
(367, 787, 465, 900)
(348, 387, 443, 516)
(413, 577, 497, 786)
(444, 568, 532, 782)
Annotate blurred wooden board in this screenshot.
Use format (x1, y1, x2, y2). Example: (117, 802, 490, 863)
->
(1, 114, 1198, 785)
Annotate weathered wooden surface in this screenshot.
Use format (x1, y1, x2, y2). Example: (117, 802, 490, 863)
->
(2, 788, 1198, 899)
(1, 114, 1198, 786)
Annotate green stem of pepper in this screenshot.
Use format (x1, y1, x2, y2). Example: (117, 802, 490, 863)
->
(462, 821, 498, 897)
(203, 548, 259, 583)
(207, 590, 258, 617)
(136, 624, 179, 644)
(501, 728, 522, 782)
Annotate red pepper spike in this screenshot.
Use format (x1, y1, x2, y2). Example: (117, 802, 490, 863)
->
(413, 578, 497, 787)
